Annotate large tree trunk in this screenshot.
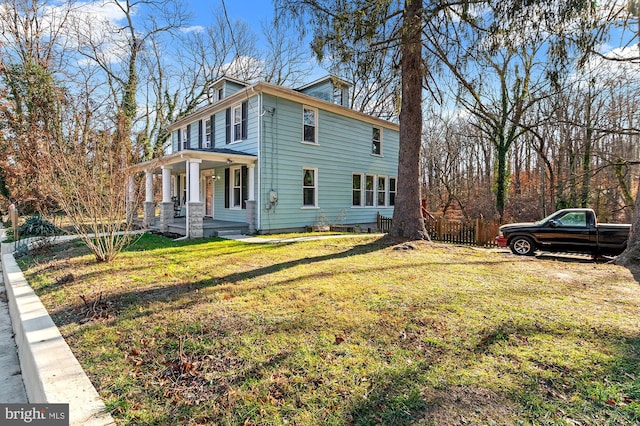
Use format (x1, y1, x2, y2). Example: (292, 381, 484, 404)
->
(615, 178, 640, 267)
(390, 0, 429, 240)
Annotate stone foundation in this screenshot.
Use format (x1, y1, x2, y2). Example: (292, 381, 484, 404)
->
(143, 202, 155, 228)
(159, 202, 174, 232)
(188, 202, 205, 238)
(246, 200, 256, 234)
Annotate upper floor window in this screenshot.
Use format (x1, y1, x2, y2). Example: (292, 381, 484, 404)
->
(181, 127, 188, 150)
(205, 118, 212, 148)
(226, 102, 247, 144)
(333, 87, 343, 106)
(217, 88, 224, 101)
(303, 106, 317, 144)
(372, 127, 382, 155)
(233, 105, 243, 141)
(302, 168, 318, 207)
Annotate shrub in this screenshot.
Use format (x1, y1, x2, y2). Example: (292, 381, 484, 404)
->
(18, 215, 63, 237)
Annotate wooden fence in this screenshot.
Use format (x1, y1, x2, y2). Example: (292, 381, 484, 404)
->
(377, 213, 501, 248)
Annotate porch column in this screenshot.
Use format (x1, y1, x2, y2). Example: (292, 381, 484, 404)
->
(161, 166, 172, 203)
(246, 163, 256, 234)
(143, 170, 155, 228)
(126, 175, 135, 224)
(188, 159, 204, 238)
(189, 159, 202, 202)
(248, 163, 255, 201)
(159, 166, 174, 232)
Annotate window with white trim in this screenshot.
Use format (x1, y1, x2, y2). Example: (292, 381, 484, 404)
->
(233, 104, 243, 142)
(302, 168, 317, 207)
(303, 106, 317, 144)
(205, 118, 212, 148)
(372, 127, 382, 155)
(231, 166, 242, 209)
(352, 174, 363, 207)
(181, 127, 187, 150)
(365, 175, 375, 207)
(377, 176, 387, 206)
(389, 177, 397, 206)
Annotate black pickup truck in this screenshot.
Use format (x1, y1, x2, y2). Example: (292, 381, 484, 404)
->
(496, 208, 630, 256)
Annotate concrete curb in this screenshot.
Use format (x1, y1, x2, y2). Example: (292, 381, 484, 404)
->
(2, 236, 115, 425)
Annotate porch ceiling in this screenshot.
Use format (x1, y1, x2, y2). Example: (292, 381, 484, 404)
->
(132, 149, 257, 174)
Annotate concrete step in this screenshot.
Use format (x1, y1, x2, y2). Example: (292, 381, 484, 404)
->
(215, 229, 244, 237)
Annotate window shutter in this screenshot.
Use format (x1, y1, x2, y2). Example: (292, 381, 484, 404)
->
(241, 166, 248, 209)
(198, 120, 203, 149)
(225, 108, 231, 144)
(172, 130, 178, 153)
(186, 125, 191, 149)
(177, 128, 182, 151)
(224, 168, 230, 208)
(241, 101, 248, 140)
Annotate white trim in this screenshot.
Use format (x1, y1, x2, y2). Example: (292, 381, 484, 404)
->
(231, 103, 243, 143)
(302, 167, 318, 208)
(352, 173, 364, 207)
(365, 174, 375, 207)
(204, 117, 212, 148)
(377, 175, 388, 207)
(302, 105, 318, 145)
(372, 126, 383, 156)
(230, 165, 243, 210)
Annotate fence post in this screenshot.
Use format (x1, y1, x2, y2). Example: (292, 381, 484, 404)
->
(9, 203, 18, 241)
(475, 217, 482, 246)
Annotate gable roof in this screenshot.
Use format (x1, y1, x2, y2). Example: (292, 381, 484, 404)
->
(169, 80, 398, 132)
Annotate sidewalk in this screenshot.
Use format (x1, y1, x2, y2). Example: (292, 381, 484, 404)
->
(0, 253, 28, 403)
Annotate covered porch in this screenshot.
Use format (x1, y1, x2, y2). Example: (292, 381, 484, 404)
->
(146, 217, 250, 238)
(130, 149, 258, 238)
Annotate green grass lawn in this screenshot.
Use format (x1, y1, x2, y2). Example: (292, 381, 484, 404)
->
(19, 234, 640, 425)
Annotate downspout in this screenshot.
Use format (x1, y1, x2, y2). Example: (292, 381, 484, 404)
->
(257, 92, 262, 233)
(185, 157, 190, 238)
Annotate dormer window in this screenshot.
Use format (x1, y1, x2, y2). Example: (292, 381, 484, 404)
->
(333, 87, 343, 106)
(217, 88, 224, 101)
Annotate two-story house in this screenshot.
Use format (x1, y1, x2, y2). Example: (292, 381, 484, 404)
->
(132, 76, 399, 237)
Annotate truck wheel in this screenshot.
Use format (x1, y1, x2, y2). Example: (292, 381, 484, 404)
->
(510, 236, 536, 256)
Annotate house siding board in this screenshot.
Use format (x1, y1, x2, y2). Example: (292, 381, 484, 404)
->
(224, 82, 246, 97)
(224, 96, 259, 155)
(257, 95, 398, 232)
(299, 79, 334, 103)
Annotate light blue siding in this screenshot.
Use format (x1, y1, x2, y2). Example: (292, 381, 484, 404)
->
(225, 82, 246, 97)
(257, 94, 398, 232)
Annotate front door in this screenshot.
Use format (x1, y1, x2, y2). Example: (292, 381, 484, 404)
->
(205, 177, 214, 217)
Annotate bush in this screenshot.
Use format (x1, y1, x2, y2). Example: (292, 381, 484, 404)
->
(18, 215, 63, 237)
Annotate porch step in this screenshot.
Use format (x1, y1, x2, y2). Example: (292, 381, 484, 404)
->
(215, 229, 244, 237)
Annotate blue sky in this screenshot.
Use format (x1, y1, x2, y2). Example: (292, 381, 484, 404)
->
(189, 0, 276, 32)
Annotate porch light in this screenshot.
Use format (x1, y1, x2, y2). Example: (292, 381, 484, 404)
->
(226, 158, 233, 164)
